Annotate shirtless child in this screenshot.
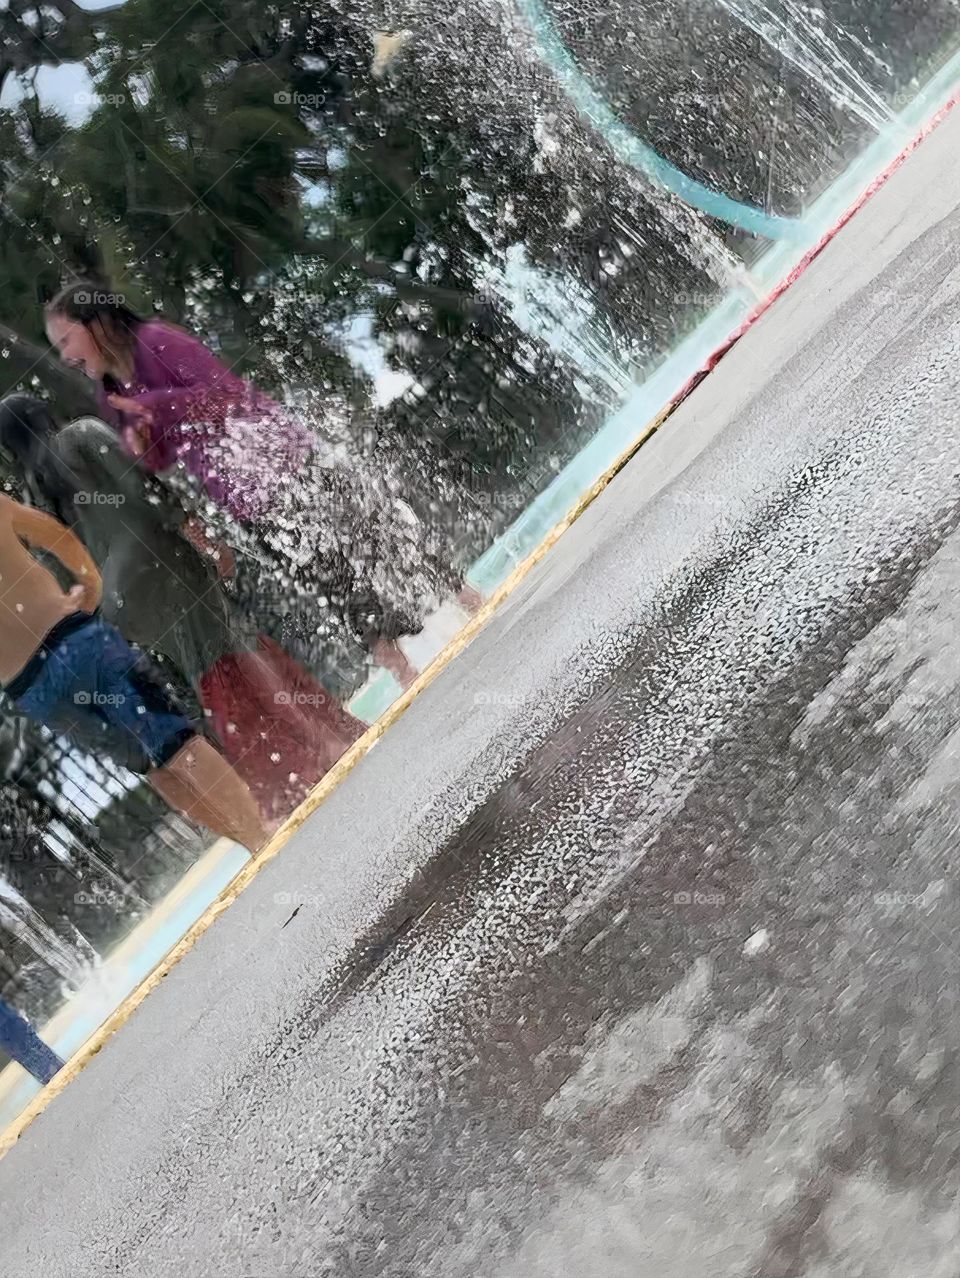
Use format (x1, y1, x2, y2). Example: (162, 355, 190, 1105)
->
(0, 492, 267, 853)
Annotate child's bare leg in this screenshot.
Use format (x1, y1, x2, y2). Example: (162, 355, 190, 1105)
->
(371, 636, 418, 689)
(149, 736, 268, 853)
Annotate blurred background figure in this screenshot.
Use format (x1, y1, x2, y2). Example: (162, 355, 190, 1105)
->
(0, 395, 364, 823)
(0, 997, 62, 1083)
(0, 489, 268, 852)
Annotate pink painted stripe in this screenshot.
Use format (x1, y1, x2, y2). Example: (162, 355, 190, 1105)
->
(671, 93, 960, 407)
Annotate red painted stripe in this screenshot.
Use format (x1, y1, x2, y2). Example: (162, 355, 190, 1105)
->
(671, 92, 960, 407)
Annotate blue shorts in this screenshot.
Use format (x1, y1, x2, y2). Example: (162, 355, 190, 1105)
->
(5, 612, 196, 774)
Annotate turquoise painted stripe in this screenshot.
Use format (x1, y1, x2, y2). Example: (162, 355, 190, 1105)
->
(0, 842, 250, 1129)
(517, 0, 803, 241)
(468, 290, 752, 592)
(468, 53, 960, 598)
(349, 669, 402, 723)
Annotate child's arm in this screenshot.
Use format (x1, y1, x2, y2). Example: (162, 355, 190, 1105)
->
(8, 501, 102, 612)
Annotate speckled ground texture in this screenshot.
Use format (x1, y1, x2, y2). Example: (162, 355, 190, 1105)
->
(5, 108, 960, 1278)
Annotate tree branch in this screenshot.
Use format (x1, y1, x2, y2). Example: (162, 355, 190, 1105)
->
(298, 236, 491, 314)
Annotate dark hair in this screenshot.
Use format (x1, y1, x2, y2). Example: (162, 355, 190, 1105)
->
(45, 280, 145, 368)
(0, 394, 79, 526)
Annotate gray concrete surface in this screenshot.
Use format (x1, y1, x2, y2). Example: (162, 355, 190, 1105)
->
(4, 106, 960, 1277)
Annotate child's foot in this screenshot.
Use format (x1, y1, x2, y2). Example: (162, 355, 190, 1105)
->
(372, 637, 419, 690)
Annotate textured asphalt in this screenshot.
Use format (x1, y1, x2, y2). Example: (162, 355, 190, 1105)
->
(2, 104, 960, 1278)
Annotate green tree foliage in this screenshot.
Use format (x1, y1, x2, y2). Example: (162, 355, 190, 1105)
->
(0, 0, 602, 511)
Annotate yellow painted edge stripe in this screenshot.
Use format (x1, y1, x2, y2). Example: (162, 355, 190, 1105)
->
(0, 399, 674, 1161)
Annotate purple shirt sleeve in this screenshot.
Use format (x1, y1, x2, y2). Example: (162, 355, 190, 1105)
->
(109, 322, 312, 523)
(96, 380, 176, 472)
(134, 325, 239, 434)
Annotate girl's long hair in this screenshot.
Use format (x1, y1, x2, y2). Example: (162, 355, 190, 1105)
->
(45, 280, 147, 383)
(0, 394, 80, 526)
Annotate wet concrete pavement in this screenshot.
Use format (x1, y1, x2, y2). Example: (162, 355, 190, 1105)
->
(4, 107, 960, 1277)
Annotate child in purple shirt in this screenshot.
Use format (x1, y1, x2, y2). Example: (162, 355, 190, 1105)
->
(44, 281, 467, 686)
(58, 311, 311, 524)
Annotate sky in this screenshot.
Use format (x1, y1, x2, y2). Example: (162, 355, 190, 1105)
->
(0, 0, 122, 122)
(0, 61, 98, 125)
